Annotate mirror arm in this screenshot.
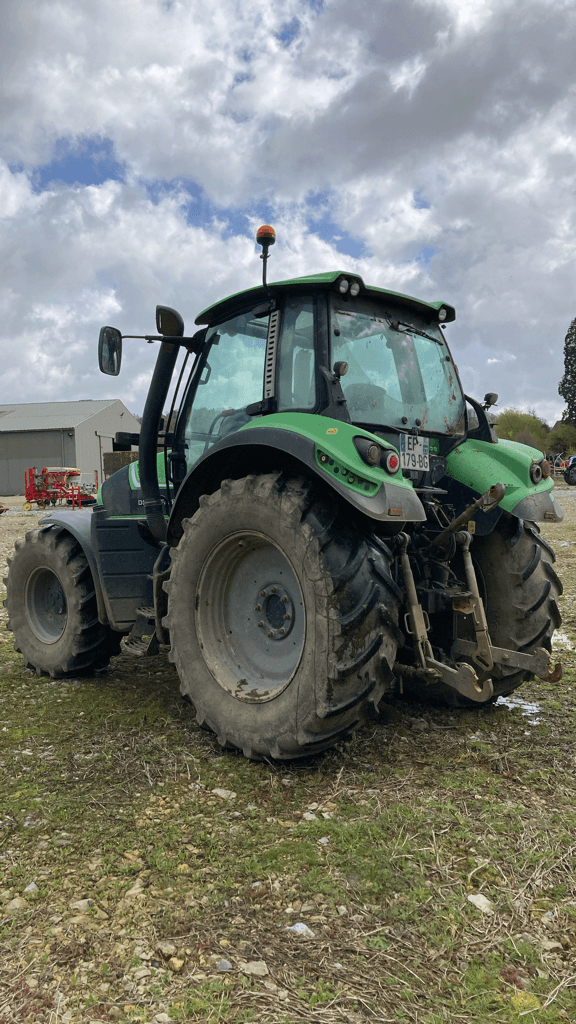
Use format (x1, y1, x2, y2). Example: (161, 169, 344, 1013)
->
(121, 334, 204, 352)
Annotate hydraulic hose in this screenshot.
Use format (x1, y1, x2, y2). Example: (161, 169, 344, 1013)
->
(139, 341, 179, 543)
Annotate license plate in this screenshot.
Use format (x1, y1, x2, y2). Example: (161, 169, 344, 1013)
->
(400, 434, 429, 471)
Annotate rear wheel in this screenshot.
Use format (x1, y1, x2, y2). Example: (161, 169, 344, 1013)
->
(165, 473, 401, 759)
(4, 526, 122, 677)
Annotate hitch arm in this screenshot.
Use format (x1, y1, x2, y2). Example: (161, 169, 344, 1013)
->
(454, 530, 494, 673)
(397, 533, 493, 703)
(450, 532, 561, 684)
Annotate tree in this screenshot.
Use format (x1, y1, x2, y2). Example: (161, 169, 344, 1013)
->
(559, 317, 576, 422)
(494, 409, 549, 451)
(547, 420, 576, 456)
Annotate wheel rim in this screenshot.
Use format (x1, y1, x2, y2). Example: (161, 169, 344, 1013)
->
(25, 566, 67, 643)
(196, 531, 305, 702)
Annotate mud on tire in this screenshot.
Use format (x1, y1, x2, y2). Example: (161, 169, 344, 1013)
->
(4, 526, 122, 677)
(165, 473, 401, 760)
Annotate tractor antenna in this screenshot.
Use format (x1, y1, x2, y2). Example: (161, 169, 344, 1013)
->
(256, 225, 276, 288)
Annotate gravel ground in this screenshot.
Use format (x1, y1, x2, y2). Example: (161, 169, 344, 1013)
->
(0, 510, 45, 582)
(0, 508, 46, 584)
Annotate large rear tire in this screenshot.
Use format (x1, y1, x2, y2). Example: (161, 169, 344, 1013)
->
(4, 526, 122, 677)
(165, 473, 401, 759)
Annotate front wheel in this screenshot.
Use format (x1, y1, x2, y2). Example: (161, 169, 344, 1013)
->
(4, 526, 122, 677)
(165, 473, 401, 759)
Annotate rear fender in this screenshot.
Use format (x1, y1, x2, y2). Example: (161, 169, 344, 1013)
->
(167, 415, 425, 544)
(446, 438, 563, 523)
(38, 507, 108, 624)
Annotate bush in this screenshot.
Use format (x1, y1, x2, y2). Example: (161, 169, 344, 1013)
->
(494, 409, 548, 451)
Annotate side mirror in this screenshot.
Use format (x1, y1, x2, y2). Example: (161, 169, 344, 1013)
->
(156, 305, 184, 337)
(99, 326, 122, 376)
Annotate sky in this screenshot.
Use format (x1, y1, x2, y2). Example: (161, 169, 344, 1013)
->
(1, 0, 575, 423)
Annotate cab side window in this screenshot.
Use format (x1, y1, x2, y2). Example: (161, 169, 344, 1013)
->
(277, 297, 316, 412)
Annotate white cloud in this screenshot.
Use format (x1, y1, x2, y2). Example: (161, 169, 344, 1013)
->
(0, 0, 575, 423)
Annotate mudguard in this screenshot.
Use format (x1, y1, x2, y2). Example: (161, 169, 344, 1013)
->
(167, 413, 426, 545)
(38, 507, 109, 624)
(446, 438, 563, 522)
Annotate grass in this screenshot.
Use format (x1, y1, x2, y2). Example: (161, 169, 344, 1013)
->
(1, 515, 576, 1023)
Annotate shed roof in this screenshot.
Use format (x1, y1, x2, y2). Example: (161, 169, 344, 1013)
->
(0, 400, 120, 433)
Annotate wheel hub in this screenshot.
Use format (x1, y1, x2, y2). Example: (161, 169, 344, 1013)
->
(195, 531, 305, 703)
(25, 567, 67, 644)
(255, 583, 295, 640)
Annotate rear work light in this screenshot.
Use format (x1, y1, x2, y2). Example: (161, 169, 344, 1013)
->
(354, 436, 381, 466)
(354, 436, 400, 475)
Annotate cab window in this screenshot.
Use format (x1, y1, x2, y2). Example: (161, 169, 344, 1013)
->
(277, 296, 316, 411)
(181, 309, 268, 470)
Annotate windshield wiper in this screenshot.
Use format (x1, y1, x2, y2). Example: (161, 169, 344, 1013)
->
(390, 319, 443, 345)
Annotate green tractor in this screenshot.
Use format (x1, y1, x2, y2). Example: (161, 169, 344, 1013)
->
(4, 226, 563, 759)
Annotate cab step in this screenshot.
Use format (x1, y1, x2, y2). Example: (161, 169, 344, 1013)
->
(121, 606, 159, 657)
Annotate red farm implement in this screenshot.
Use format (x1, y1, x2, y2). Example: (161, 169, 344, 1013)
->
(23, 467, 89, 510)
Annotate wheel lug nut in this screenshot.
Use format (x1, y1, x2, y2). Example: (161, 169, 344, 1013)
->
(271, 586, 278, 594)
(267, 630, 274, 638)
(260, 590, 266, 597)
(283, 613, 292, 621)
(254, 604, 262, 611)
(257, 621, 265, 628)
(280, 595, 288, 603)
(279, 627, 285, 635)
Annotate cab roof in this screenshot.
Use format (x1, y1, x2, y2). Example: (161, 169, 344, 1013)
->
(194, 271, 456, 326)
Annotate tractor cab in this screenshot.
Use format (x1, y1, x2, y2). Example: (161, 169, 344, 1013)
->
(172, 271, 466, 498)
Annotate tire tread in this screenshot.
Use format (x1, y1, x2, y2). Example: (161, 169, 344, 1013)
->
(166, 472, 400, 759)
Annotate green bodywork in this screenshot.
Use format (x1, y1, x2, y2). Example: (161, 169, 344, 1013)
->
(98, 422, 556, 523)
(239, 412, 416, 498)
(446, 438, 556, 512)
(96, 454, 168, 506)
